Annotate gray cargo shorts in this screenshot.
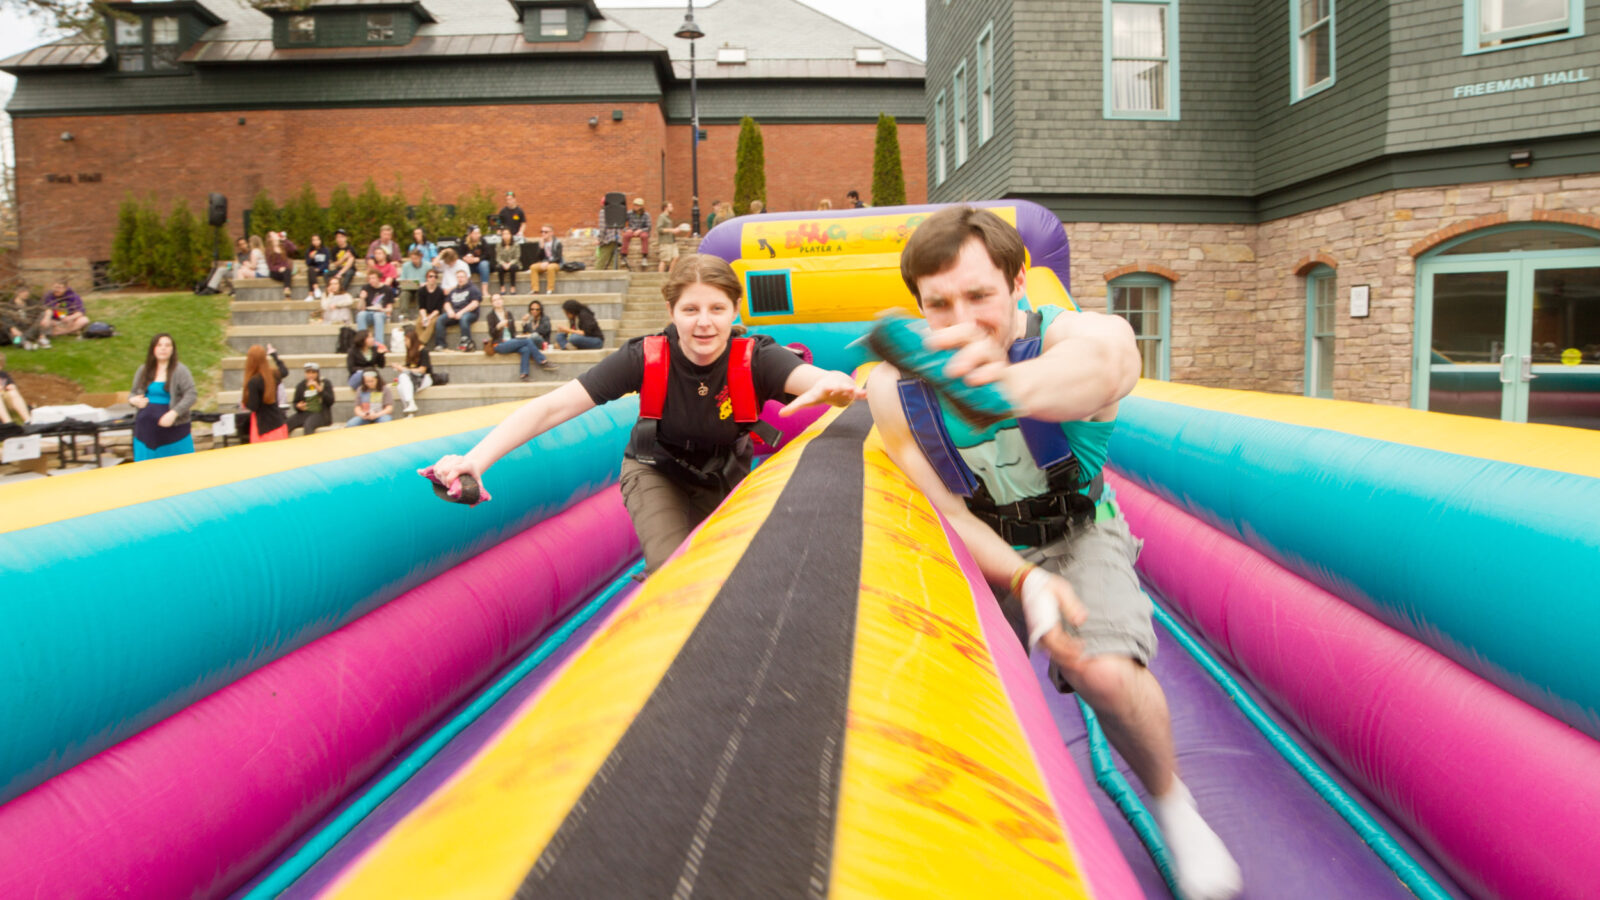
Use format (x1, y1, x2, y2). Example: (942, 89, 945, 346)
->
(999, 515, 1157, 690)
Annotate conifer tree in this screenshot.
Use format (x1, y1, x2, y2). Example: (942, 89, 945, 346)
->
(353, 178, 386, 247)
(282, 183, 327, 249)
(410, 186, 447, 242)
(453, 187, 496, 237)
(162, 198, 204, 288)
(733, 117, 767, 214)
(133, 197, 166, 285)
(327, 183, 358, 238)
(108, 195, 140, 284)
(871, 114, 906, 207)
(247, 187, 280, 239)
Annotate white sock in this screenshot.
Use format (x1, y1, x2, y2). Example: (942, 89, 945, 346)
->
(1153, 780, 1242, 900)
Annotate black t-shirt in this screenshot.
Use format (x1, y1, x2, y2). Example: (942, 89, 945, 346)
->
(498, 206, 527, 233)
(569, 305, 603, 340)
(417, 286, 446, 315)
(577, 326, 803, 467)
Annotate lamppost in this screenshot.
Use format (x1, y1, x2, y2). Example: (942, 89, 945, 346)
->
(675, 1, 705, 236)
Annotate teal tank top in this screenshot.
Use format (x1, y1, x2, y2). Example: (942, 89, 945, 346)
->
(937, 304, 1117, 509)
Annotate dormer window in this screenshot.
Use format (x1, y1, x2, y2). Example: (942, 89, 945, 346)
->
(855, 46, 886, 64)
(367, 12, 395, 42)
(113, 15, 183, 73)
(289, 15, 316, 44)
(539, 8, 568, 36)
(716, 46, 747, 64)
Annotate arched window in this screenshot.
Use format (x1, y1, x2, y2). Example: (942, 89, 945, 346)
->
(1107, 273, 1171, 380)
(1305, 265, 1336, 397)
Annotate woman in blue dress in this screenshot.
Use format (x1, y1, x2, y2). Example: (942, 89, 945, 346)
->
(129, 333, 197, 461)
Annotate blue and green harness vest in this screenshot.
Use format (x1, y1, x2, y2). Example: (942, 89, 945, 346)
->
(898, 304, 1117, 548)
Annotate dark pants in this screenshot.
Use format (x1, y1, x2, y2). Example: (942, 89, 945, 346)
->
(287, 408, 333, 435)
(618, 459, 726, 573)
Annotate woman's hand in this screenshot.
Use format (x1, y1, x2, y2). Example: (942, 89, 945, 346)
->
(779, 370, 866, 415)
(129, 395, 149, 409)
(425, 454, 485, 494)
(158, 410, 177, 428)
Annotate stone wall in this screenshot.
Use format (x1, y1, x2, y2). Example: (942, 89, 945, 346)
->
(1062, 172, 1600, 405)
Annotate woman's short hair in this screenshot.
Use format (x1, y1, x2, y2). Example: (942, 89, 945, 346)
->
(661, 254, 741, 310)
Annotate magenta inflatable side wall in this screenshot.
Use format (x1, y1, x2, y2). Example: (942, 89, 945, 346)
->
(1112, 473, 1600, 900)
(942, 514, 1143, 899)
(0, 489, 637, 900)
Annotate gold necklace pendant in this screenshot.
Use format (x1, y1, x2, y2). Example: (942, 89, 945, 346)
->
(697, 381, 709, 396)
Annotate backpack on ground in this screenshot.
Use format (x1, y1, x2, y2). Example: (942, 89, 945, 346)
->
(560, 261, 587, 272)
(335, 326, 357, 354)
(84, 322, 116, 339)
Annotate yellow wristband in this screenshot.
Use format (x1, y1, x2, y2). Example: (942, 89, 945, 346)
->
(1009, 562, 1038, 597)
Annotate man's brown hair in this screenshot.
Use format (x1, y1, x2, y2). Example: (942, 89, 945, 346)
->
(899, 206, 1026, 303)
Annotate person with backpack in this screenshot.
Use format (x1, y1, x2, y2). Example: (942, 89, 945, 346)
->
(424, 254, 864, 573)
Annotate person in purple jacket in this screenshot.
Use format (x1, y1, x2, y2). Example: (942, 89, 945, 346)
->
(41, 280, 89, 337)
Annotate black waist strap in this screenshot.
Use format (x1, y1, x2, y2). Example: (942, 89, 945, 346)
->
(969, 472, 1105, 548)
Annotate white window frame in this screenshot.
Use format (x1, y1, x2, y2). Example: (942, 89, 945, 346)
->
(288, 14, 316, 44)
(952, 60, 968, 168)
(539, 7, 569, 38)
(1108, 274, 1172, 380)
(1103, 0, 1180, 121)
(933, 90, 948, 186)
(976, 23, 995, 145)
(366, 12, 395, 42)
(1464, 0, 1584, 54)
(1305, 266, 1336, 398)
(1290, 0, 1335, 102)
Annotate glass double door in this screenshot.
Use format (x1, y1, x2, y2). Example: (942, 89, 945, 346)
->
(1420, 254, 1600, 430)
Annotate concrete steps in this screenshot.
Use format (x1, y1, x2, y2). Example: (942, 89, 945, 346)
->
(220, 348, 611, 390)
(228, 319, 620, 354)
(231, 269, 632, 302)
(216, 381, 561, 421)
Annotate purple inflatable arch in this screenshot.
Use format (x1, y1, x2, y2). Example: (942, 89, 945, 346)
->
(695, 200, 1072, 290)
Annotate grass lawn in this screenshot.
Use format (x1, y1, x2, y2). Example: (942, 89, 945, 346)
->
(6, 293, 232, 408)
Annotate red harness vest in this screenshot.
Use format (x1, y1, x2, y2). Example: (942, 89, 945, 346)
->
(639, 334, 760, 424)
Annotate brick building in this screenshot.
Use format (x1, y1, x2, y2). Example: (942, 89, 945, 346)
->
(927, 0, 1599, 429)
(3, 0, 925, 284)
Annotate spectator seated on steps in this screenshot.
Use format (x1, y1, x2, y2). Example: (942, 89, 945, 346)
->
(620, 197, 651, 270)
(0, 353, 32, 425)
(394, 325, 434, 416)
(265, 231, 298, 299)
(354, 271, 395, 350)
(322, 280, 356, 325)
(484, 293, 556, 381)
(304, 234, 334, 298)
(345, 330, 387, 389)
(440, 275, 482, 352)
(528, 224, 563, 295)
(287, 361, 336, 435)
(459, 226, 491, 288)
(415, 267, 446, 347)
(329, 228, 359, 292)
(346, 368, 394, 427)
(366, 224, 401, 268)
(555, 298, 603, 350)
(408, 227, 438, 267)
(398, 248, 431, 319)
(494, 227, 523, 294)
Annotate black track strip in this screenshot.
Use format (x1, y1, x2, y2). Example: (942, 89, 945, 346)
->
(517, 404, 872, 900)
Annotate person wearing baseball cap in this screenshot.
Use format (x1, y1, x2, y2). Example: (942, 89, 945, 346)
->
(620, 197, 652, 271)
(287, 360, 336, 435)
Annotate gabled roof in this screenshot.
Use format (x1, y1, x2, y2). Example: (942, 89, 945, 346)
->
(606, 0, 923, 79)
(1, 0, 922, 80)
(256, 0, 438, 23)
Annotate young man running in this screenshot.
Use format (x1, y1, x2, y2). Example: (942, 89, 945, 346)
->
(867, 206, 1241, 900)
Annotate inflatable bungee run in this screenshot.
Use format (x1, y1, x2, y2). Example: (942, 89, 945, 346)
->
(2, 201, 1598, 900)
